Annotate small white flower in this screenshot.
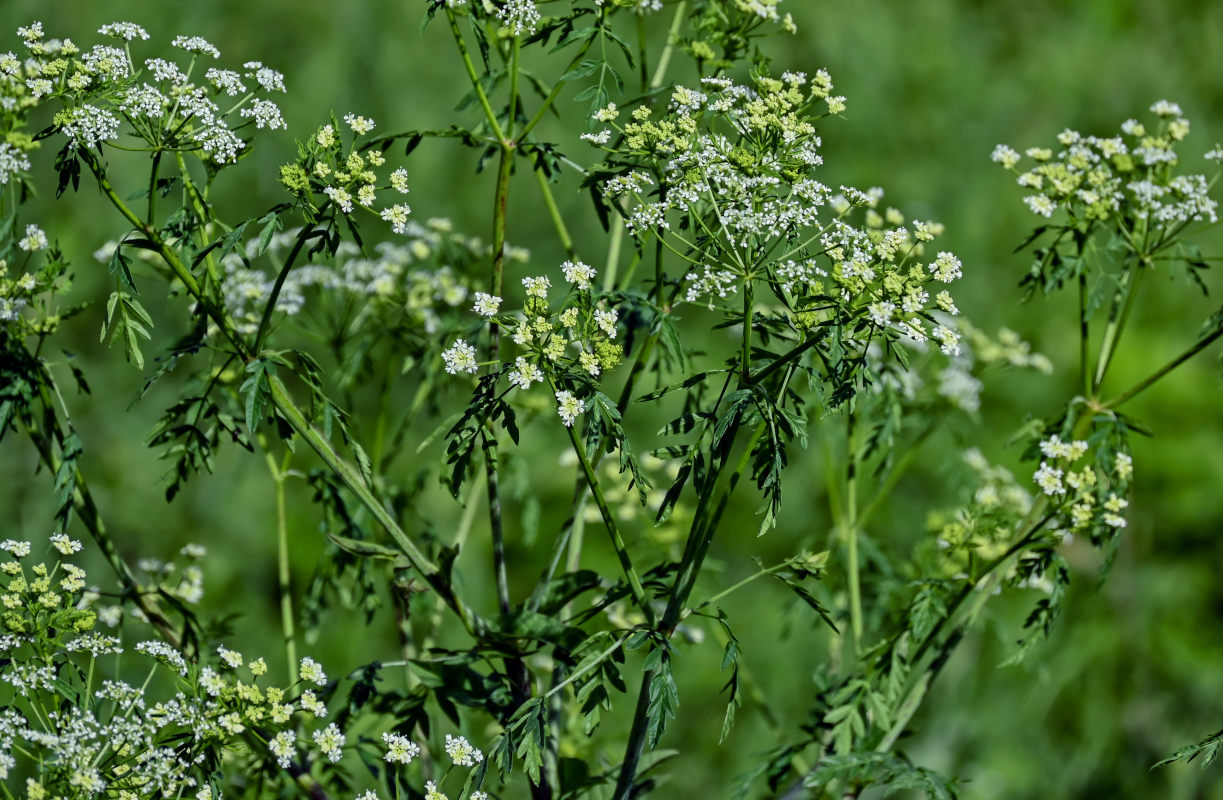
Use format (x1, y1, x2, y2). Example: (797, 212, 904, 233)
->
(313, 722, 346, 763)
(472, 292, 502, 316)
(594, 308, 618, 337)
(135, 640, 188, 675)
(593, 102, 618, 122)
(507, 357, 543, 390)
(172, 35, 221, 58)
(561, 260, 597, 290)
(99, 22, 150, 41)
(990, 144, 1020, 169)
(382, 731, 421, 764)
(928, 251, 962, 283)
(496, 0, 541, 35)
(299, 689, 327, 719)
(523, 275, 551, 298)
(381, 204, 411, 234)
(442, 339, 479, 375)
(1024, 195, 1056, 217)
(1033, 462, 1065, 496)
(343, 113, 376, 135)
(49, 533, 81, 554)
(216, 645, 243, 668)
(1114, 452, 1133, 480)
(579, 351, 600, 377)
(243, 61, 286, 92)
(444, 733, 484, 766)
(555, 390, 583, 427)
(1150, 99, 1183, 118)
(269, 730, 296, 768)
(239, 98, 286, 130)
(325, 186, 354, 213)
(1, 540, 31, 558)
(581, 129, 611, 146)
(299, 656, 327, 685)
(390, 167, 410, 193)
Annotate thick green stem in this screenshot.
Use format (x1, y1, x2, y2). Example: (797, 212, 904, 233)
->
(613, 422, 764, 800)
(649, 1, 688, 89)
(267, 376, 479, 635)
(485, 432, 511, 615)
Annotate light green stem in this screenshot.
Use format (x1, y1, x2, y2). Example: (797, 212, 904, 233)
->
(445, 9, 506, 142)
(844, 409, 863, 658)
(268, 376, 479, 636)
(557, 404, 655, 626)
(265, 447, 297, 683)
(535, 166, 575, 257)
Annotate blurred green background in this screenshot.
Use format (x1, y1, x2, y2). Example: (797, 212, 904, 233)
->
(4, 1, 1223, 797)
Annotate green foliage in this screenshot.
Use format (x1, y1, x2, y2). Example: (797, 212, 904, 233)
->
(2, 3, 1223, 800)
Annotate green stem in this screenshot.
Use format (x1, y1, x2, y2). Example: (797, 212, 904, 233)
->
(253, 225, 321, 354)
(557, 402, 655, 625)
(1093, 258, 1147, 390)
(545, 632, 633, 699)
(91, 161, 247, 358)
(844, 408, 863, 657)
(614, 421, 764, 800)
(265, 446, 297, 683)
(267, 376, 479, 636)
(1079, 270, 1091, 397)
(1104, 322, 1223, 408)
(856, 421, 935, 531)
(445, 9, 506, 142)
(740, 279, 754, 382)
(146, 149, 162, 226)
(649, 2, 688, 89)
(485, 430, 511, 615)
(535, 166, 575, 257)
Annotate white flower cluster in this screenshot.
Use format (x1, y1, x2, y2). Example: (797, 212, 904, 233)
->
(3, 22, 287, 164)
(0, 537, 353, 797)
(152, 225, 482, 338)
(995, 101, 1217, 226)
(598, 70, 964, 359)
(441, 258, 627, 429)
(1032, 434, 1133, 533)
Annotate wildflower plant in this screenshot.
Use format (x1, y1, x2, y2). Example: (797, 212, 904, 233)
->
(1, 5, 1222, 800)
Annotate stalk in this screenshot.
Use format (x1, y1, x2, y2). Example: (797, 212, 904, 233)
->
(264, 446, 298, 682)
(267, 376, 479, 635)
(843, 408, 863, 658)
(1104, 323, 1223, 408)
(555, 396, 655, 625)
(1093, 258, 1147, 390)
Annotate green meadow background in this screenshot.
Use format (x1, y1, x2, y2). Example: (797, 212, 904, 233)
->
(4, 1, 1223, 797)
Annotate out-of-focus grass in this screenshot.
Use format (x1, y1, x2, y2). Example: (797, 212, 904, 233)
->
(4, 2, 1223, 796)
